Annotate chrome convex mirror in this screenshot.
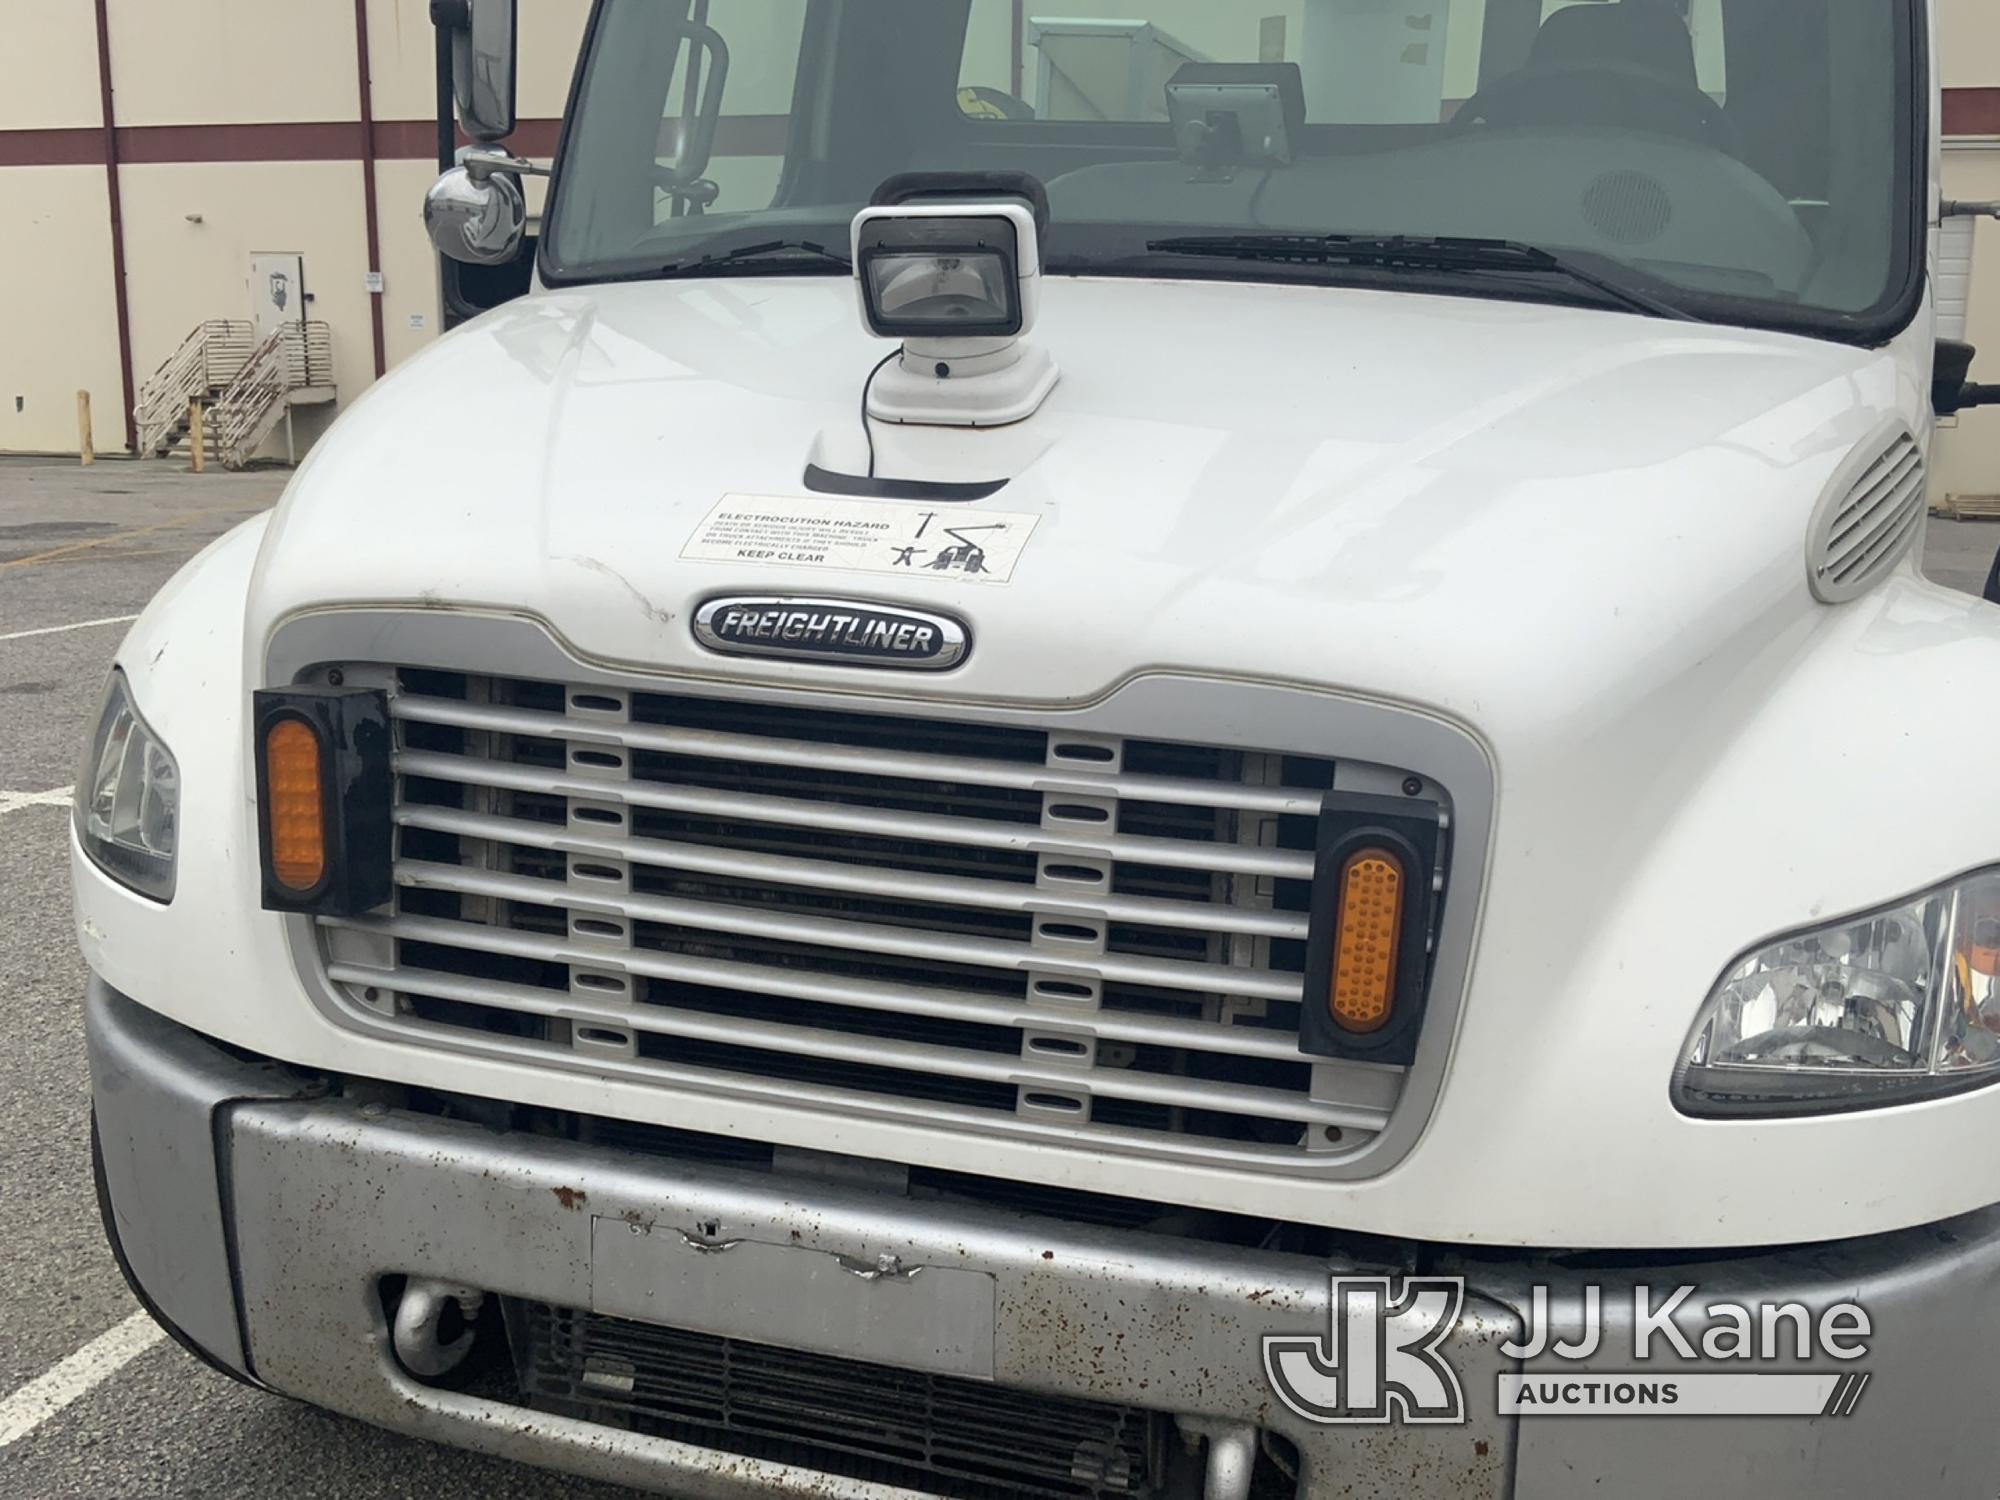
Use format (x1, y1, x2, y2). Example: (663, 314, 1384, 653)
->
(432, 0, 517, 142)
(425, 146, 530, 265)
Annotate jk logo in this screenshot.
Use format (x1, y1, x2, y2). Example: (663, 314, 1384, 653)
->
(1263, 1276, 1468, 1425)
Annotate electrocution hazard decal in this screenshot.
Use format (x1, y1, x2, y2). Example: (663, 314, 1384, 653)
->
(681, 494, 1040, 584)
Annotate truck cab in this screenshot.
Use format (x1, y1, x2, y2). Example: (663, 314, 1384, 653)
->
(76, 2, 2000, 1497)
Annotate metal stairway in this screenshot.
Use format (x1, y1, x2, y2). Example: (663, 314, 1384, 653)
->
(135, 320, 255, 457)
(136, 320, 337, 468)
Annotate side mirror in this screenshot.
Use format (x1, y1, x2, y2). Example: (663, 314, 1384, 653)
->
(1936, 339, 2000, 417)
(425, 146, 528, 266)
(431, 0, 517, 143)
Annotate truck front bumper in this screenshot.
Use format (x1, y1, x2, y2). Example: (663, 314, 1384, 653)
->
(89, 980, 2000, 1500)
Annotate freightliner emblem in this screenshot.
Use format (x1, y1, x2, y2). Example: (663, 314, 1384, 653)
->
(693, 596, 969, 670)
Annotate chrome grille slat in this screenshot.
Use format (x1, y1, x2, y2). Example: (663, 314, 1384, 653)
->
(395, 858, 1305, 1001)
(322, 958, 1383, 1129)
(394, 803, 1312, 941)
(326, 911, 1314, 1061)
(395, 749, 1318, 881)
(392, 693, 1327, 817)
(309, 663, 1442, 1167)
(322, 993, 1352, 1162)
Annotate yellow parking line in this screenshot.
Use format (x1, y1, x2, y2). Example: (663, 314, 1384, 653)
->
(0, 505, 264, 572)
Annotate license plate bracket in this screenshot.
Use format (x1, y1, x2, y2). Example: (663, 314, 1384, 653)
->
(590, 1218, 998, 1380)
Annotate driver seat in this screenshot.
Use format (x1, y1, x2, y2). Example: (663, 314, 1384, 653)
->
(1461, 1, 1740, 155)
(1529, 1, 1700, 90)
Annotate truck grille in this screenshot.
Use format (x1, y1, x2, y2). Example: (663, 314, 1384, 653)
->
(315, 669, 1421, 1166)
(505, 1301, 1170, 1500)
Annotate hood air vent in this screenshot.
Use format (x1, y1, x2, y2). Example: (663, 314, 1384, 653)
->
(1807, 427, 1926, 604)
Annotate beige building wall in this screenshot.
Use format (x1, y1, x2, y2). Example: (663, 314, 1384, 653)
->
(98, 0, 354, 456)
(118, 162, 379, 438)
(105, 1, 360, 127)
(0, 4, 117, 453)
(0, 168, 127, 453)
(366, 1, 448, 122)
(377, 158, 453, 371)
(364, 0, 592, 121)
(0, 0, 102, 132)
(1939, 0, 2000, 90)
(519, 2, 596, 117)
(367, 1, 589, 378)
(0, 0, 588, 458)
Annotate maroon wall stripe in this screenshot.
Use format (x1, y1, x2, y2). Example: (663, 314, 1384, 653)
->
(0, 127, 108, 167)
(714, 114, 790, 155)
(367, 118, 440, 161)
(0, 120, 432, 165)
(118, 122, 367, 163)
(498, 118, 566, 157)
(1944, 87, 2000, 138)
(367, 117, 567, 159)
(7, 93, 1999, 173)
(0, 113, 803, 167)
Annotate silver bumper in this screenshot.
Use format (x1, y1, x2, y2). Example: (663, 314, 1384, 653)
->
(89, 981, 2000, 1500)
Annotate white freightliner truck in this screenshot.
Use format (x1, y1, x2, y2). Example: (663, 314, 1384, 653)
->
(74, 0, 2000, 1495)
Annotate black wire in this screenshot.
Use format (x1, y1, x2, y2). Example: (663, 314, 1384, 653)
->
(861, 346, 902, 478)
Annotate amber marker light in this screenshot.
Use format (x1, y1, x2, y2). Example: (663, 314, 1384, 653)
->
(252, 687, 392, 916)
(1329, 848, 1405, 1034)
(1298, 791, 1443, 1066)
(264, 717, 328, 893)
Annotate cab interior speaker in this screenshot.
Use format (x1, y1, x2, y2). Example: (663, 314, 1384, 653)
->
(1580, 169, 1674, 246)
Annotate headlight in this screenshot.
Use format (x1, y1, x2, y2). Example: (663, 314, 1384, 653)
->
(1674, 871, 2000, 1117)
(74, 671, 179, 903)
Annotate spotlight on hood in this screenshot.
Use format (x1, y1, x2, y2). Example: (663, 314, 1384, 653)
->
(851, 172, 1059, 428)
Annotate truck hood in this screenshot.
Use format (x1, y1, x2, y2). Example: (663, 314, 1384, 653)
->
(124, 275, 2000, 1252)
(250, 274, 1919, 733)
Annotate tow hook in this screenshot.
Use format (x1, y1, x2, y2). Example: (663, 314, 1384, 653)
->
(1177, 1417, 1259, 1500)
(392, 1278, 486, 1379)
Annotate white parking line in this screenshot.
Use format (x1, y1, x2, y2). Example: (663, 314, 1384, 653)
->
(0, 1312, 165, 1450)
(0, 787, 75, 817)
(0, 614, 140, 644)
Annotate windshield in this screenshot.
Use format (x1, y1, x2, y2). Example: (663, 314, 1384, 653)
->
(544, 0, 1921, 339)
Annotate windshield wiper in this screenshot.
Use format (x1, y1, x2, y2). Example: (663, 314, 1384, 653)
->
(657, 238, 852, 278)
(1142, 233, 1695, 322)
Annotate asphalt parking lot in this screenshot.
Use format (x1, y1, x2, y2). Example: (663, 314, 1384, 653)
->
(1, 454, 1996, 1498)
(0, 458, 631, 1499)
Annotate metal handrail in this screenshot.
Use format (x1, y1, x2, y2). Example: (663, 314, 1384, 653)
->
(133, 319, 256, 454)
(209, 321, 336, 467)
(136, 320, 334, 465)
